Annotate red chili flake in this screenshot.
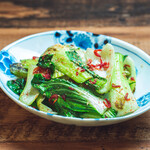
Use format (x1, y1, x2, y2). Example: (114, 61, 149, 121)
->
(94, 49, 102, 57)
(87, 63, 94, 71)
(89, 67, 94, 71)
(26, 93, 29, 96)
(99, 58, 103, 64)
(87, 56, 109, 71)
(77, 67, 80, 70)
(32, 106, 36, 109)
(124, 64, 130, 68)
(89, 79, 97, 84)
(80, 69, 85, 72)
(33, 66, 40, 74)
(112, 83, 121, 88)
(87, 58, 101, 70)
(42, 73, 51, 79)
(91, 64, 96, 67)
(33, 66, 48, 74)
(103, 62, 109, 68)
(87, 59, 92, 64)
(105, 116, 108, 118)
(103, 98, 111, 108)
(32, 56, 38, 60)
(33, 66, 51, 79)
(76, 72, 79, 76)
(130, 77, 135, 81)
(68, 87, 75, 90)
(61, 94, 66, 101)
(87, 62, 99, 70)
(100, 63, 109, 70)
(124, 93, 130, 101)
(49, 94, 59, 104)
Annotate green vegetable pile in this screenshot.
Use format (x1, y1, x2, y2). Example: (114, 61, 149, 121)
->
(7, 44, 139, 118)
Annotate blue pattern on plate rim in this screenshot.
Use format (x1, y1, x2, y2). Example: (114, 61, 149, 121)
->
(0, 30, 150, 120)
(136, 92, 150, 107)
(54, 30, 111, 50)
(0, 50, 16, 76)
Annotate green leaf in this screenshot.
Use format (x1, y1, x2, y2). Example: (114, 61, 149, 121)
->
(10, 63, 27, 78)
(31, 73, 47, 84)
(31, 78, 107, 118)
(65, 50, 83, 67)
(37, 54, 55, 74)
(66, 50, 107, 81)
(103, 108, 117, 118)
(123, 55, 128, 62)
(30, 100, 39, 110)
(7, 78, 26, 95)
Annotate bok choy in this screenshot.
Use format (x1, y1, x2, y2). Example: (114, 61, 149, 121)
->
(7, 43, 139, 118)
(108, 53, 139, 116)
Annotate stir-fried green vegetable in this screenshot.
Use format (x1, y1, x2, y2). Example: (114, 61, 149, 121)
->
(108, 53, 139, 116)
(31, 75, 108, 117)
(123, 56, 136, 92)
(10, 63, 27, 78)
(36, 94, 57, 114)
(65, 50, 107, 91)
(21, 58, 38, 69)
(43, 44, 92, 83)
(19, 65, 39, 105)
(85, 43, 115, 94)
(7, 43, 138, 118)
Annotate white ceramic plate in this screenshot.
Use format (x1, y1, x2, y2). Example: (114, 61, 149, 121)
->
(0, 30, 150, 126)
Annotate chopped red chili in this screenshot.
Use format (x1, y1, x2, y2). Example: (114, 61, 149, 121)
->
(99, 58, 103, 64)
(76, 72, 79, 76)
(89, 79, 97, 84)
(103, 98, 111, 108)
(124, 64, 130, 68)
(87, 58, 109, 70)
(112, 83, 121, 88)
(33, 66, 45, 74)
(89, 67, 94, 71)
(102, 62, 109, 69)
(87, 59, 92, 64)
(33, 66, 51, 79)
(87, 60, 94, 70)
(130, 77, 135, 81)
(68, 87, 75, 90)
(32, 56, 38, 60)
(124, 93, 130, 101)
(80, 69, 85, 72)
(49, 94, 59, 104)
(61, 94, 66, 101)
(42, 73, 51, 79)
(94, 49, 102, 57)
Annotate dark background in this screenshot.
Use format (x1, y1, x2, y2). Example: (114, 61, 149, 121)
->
(0, 0, 150, 28)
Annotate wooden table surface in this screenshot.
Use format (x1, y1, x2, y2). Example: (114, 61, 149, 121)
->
(0, 27, 150, 150)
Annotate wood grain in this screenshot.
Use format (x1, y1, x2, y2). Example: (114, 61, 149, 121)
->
(0, 0, 150, 28)
(0, 27, 150, 150)
(0, 141, 150, 150)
